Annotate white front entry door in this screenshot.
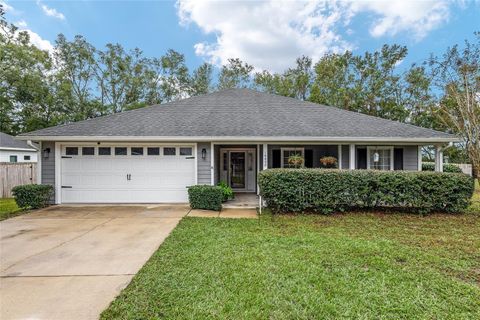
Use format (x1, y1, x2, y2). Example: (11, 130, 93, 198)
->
(60, 145, 195, 203)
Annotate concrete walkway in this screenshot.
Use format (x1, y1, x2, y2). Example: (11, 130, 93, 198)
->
(0, 205, 189, 320)
(188, 208, 258, 218)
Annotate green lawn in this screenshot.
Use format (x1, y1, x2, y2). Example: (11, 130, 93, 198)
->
(467, 179, 480, 214)
(0, 198, 22, 221)
(102, 211, 480, 319)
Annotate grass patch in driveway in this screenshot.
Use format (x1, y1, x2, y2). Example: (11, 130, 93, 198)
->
(0, 198, 22, 221)
(101, 212, 480, 319)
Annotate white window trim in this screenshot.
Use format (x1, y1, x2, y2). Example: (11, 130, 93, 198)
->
(280, 147, 305, 168)
(366, 146, 394, 171)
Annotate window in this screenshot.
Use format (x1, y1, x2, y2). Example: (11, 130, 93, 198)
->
(98, 147, 111, 156)
(65, 147, 78, 156)
(131, 147, 144, 156)
(367, 147, 393, 171)
(9, 155, 17, 163)
(180, 147, 192, 156)
(82, 147, 95, 156)
(24, 155, 31, 161)
(147, 147, 160, 156)
(281, 148, 304, 168)
(115, 147, 127, 156)
(163, 147, 176, 156)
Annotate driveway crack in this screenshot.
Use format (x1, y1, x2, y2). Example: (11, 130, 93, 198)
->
(1, 218, 115, 272)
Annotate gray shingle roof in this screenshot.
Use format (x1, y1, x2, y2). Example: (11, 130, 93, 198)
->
(19, 89, 455, 141)
(1, 132, 36, 150)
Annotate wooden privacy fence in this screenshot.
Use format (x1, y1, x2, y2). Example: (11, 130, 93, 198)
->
(0, 162, 37, 198)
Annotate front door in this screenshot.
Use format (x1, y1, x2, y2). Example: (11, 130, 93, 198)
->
(220, 148, 256, 192)
(230, 152, 246, 189)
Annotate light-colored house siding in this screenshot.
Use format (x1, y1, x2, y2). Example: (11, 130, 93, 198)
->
(403, 146, 418, 171)
(40, 141, 56, 203)
(0, 150, 37, 162)
(197, 142, 211, 185)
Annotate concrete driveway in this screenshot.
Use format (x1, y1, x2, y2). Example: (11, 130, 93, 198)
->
(0, 205, 190, 320)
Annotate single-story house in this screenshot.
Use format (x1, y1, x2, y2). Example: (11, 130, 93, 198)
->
(1, 132, 38, 163)
(17, 89, 457, 204)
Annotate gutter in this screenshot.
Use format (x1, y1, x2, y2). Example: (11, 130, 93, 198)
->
(15, 135, 461, 144)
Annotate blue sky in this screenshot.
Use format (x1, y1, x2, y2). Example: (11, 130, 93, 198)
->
(2, 0, 479, 73)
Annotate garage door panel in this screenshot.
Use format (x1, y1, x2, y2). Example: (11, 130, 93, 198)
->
(61, 146, 196, 203)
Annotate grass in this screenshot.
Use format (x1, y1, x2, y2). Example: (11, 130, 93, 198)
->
(0, 198, 22, 221)
(466, 179, 480, 214)
(102, 211, 480, 319)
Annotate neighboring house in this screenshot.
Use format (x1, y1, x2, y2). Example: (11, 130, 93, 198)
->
(0, 132, 38, 163)
(17, 89, 458, 204)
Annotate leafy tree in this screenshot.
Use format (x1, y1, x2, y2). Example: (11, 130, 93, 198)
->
(254, 56, 312, 100)
(218, 58, 253, 90)
(428, 33, 480, 178)
(310, 45, 410, 122)
(53, 34, 97, 121)
(0, 5, 61, 134)
(190, 62, 213, 95)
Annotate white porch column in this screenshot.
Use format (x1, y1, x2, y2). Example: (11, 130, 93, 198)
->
(435, 145, 443, 172)
(349, 144, 356, 170)
(210, 142, 214, 185)
(262, 143, 268, 170)
(338, 145, 342, 169)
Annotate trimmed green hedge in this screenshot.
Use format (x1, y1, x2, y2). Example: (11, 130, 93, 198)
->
(422, 162, 463, 173)
(12, 184, 54, 209)
(188, 185, 223, 211)
(258, 169, 474, 214)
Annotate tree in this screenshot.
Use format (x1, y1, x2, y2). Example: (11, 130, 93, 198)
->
(218, 58, 253, 90)
(254, 56, 313, 100)
(190, 62, 213, 95)
(309, 45, 410, 122)
(53, 34, 97, 121)
(0, 5, 61, 134)
(428, 33, 480, 178)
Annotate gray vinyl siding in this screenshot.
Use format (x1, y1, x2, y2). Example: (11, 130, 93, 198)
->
(197, 142, 211, 185)
(403, 146, 419, 171)
(341, 145, 350, 169)
(41, 141, 55, 203)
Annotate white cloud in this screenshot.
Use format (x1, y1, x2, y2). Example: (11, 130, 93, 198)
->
(0, 0, 14, 12)
(351, 0, 450, 40)
(37, 1, 65, 20)
(177, 0, 454, 72)
(16, 20, 27, 28)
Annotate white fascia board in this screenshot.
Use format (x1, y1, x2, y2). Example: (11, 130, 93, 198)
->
(16, 135, 461, 143)
(0, 146, 38, 152)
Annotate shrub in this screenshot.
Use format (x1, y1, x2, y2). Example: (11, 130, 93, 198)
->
(258, 169, 474, 214)
(422, 162, 463, 173)
(320, 156, 338, 168)
(188, 185, 223, 211)
(11, 184, 54, 209)
(217, 181, 234, 202)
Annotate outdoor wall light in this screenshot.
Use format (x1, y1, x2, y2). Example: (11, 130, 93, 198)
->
(43, 147, 51, 159)
(201, 148, 207, 160)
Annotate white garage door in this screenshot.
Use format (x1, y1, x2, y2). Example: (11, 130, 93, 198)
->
(60, 145, 196, 203)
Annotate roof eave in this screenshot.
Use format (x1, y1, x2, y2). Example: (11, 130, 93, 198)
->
(16, 135, 460, 144)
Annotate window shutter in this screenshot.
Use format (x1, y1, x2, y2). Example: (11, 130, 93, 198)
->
(272, 149, 281, 168)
